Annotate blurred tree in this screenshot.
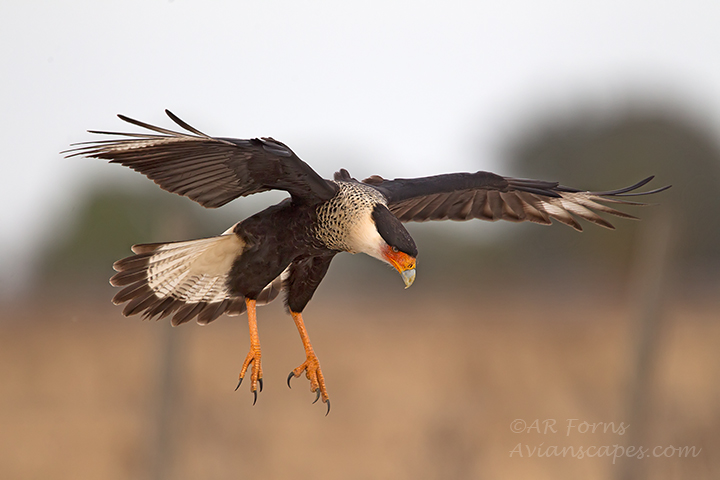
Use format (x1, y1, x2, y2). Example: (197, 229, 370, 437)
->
(501, 109, 720, 275)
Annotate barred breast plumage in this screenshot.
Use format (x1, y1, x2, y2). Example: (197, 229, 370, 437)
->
(314, 181, 387, 253)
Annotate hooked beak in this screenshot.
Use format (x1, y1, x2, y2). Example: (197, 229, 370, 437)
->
(382, 245, 417, 289)
(400, 268, 416, 289)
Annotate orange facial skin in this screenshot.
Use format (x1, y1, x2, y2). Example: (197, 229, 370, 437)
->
(382, 245, 417, 288)
(383, 245, 416, 273)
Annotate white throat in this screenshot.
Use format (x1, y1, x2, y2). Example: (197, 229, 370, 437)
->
(346, 212, 386, 261)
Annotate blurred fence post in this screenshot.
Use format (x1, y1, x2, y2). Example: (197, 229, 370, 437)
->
(150, 322, 184, 480)
(147, 216, 191, 480)
(616, 210, 674, 480)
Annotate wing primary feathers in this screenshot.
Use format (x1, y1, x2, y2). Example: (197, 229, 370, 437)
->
(164, 109, 212, 138)
(613, 185, 672, 197)
(589, 176, 672, 197)
(116, 113, 192, 137)
(65, 111, 338, 207)
(591, 176, 656, 195)
(372, 171, 669, 230)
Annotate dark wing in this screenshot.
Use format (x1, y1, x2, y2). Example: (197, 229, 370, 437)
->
(363, 171, 670, 231)
(65, 110, 337, 207)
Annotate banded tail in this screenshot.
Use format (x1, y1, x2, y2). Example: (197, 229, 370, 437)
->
(110, 233, 285, 326)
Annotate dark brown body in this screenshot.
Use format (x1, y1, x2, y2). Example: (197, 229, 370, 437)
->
(229, 199, 337, 312)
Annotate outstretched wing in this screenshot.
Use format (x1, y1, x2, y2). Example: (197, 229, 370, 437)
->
(363, 171, 670, 231)
(65, 110, 337, 207)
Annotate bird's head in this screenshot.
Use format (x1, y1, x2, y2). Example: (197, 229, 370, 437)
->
(369, 204, 418, 288)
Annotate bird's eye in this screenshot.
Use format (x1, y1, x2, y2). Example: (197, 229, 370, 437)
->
(392, 247, 398, 253)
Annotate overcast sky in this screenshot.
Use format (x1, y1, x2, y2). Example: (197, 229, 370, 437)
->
(2, 0, 719, 294)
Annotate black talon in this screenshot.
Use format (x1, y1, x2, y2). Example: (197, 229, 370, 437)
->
(312, 389, 320, 404)
(235, 377, 243, 391)
(287, 371, 295, 389)
(325, 399, 331, 416)
(253, 389, 258, 406)
(258, 377, 263, 393)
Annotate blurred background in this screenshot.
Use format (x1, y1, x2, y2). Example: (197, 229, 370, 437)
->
(1, 1, 719, 479)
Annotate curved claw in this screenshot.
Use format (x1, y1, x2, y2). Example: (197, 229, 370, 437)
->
(287, 371, 295, 388)
(238, 344, 262, 402)
(289, 352, 329, 410)
(325, 399, 331, 416)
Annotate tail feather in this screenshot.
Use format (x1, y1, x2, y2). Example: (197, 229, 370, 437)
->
(109, 232, 285, 326)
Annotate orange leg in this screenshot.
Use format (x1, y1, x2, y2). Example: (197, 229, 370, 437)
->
(236, 298, 263, 404)
(287, 311, 330, 414)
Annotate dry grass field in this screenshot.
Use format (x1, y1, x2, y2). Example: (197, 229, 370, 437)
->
(1, 286, 718, 479)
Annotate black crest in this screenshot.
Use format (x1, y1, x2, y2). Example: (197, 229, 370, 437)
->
(371, 204, 418, 257)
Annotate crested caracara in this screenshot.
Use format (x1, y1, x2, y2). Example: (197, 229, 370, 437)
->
(65, 111, 670, 414)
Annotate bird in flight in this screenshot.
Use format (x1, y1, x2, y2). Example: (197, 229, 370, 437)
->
(66, 110, 669, 414)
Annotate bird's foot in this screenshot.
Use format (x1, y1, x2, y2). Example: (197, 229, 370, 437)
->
(287, 352, 330, 414)
(236, 346, 262, 404)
